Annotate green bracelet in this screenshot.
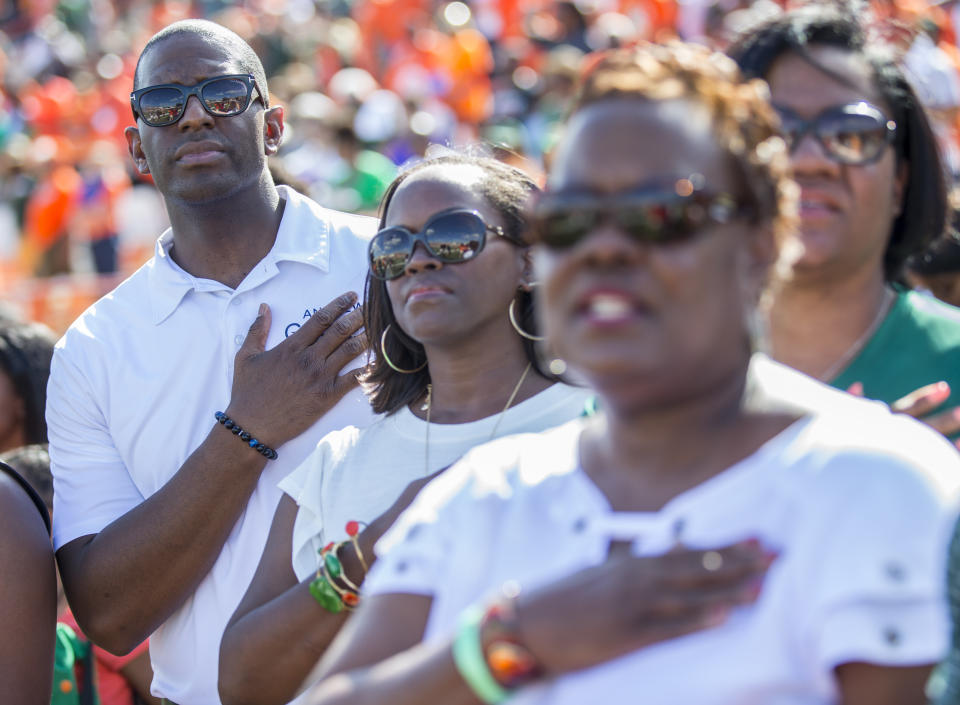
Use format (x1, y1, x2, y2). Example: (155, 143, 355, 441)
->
(452, 606, 510, 704)
(308, 571, 345, 614)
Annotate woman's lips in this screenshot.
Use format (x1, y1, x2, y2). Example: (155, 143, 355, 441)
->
(406, 286, 450, 303)
(576, 290, 648, 326)
(797, 188, 842, 221)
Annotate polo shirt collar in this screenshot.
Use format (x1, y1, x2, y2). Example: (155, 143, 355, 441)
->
(147, 185, 332, 325)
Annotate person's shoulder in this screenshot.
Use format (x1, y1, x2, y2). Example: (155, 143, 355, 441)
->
(317, 422, 368, 461)
(900, 290, 960, 339)
(280, 185, 378, 244)
(0, 471, 50, 543)
(452, 417, 587, 495)
(792, 407, 960, 509)
(55, 258, 159, 358)
(749, 354, 888, 417)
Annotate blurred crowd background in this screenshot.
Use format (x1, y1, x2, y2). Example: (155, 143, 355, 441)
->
(1, 0, 960, 333)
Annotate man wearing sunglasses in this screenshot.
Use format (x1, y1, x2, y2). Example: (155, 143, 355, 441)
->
(46, 20, 376, 705)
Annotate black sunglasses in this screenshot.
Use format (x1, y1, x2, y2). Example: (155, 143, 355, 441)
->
(130, 74, 262, 127)
(530, 188, 753, 250)
(369, 208, 519, 280)
(775, 101, 897, 166)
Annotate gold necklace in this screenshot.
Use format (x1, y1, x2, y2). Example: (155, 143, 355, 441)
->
(422, 362, 532, 475)
(818, 288, 894, 382)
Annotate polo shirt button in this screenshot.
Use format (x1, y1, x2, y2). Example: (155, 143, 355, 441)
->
(883, 627, 901, 646)
(573, 517, 587, 533)
(234, 335, 243, 346)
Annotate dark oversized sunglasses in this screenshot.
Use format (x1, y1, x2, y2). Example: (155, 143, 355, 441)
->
(369, 208, 520, 280)
(130, 74, 262, 127)
(775, 101, 896, 166)
(530, 188, 753, 249)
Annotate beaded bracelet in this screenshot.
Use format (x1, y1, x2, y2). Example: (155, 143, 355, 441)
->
(480, 599, 543, 689)
(214, 412, 278, 460)
(453, 606, 510, 704)
(309, 567, 348, 613)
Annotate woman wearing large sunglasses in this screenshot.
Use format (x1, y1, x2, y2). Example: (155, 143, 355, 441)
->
(729, 7, 960, 434)
(291, 44, 960, 705)
(220, 155, 609, 705)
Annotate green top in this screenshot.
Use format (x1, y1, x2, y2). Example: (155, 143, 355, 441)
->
(831, 290, 960, 410)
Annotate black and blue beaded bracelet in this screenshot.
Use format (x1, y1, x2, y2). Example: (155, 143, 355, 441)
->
(214, 411, 278, 460)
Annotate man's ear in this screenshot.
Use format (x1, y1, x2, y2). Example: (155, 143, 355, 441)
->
(124, 126, 150, 175)
(263, 106, 284, 156)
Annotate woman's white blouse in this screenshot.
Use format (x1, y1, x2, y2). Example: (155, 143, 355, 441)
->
(365, 394, 960, 704)
(279, 383, 592, 581)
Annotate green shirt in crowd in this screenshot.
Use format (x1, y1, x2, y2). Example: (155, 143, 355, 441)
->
(831, 289, 960, 409)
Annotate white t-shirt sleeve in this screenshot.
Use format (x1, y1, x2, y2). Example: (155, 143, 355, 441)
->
(799, 441, 960, 674)
(278, 427, 359, 581)
(48, 346, 144, 550)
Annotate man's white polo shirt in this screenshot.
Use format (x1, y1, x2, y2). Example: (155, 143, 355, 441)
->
(47, 186, 377, 704)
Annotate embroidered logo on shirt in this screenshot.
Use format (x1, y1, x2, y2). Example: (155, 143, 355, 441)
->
(284, 302, 362, 338)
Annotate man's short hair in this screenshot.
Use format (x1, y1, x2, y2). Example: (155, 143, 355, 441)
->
(133, 19, 269, 109)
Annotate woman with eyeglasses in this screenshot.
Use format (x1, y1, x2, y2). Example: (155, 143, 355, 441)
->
(729, 7, 960, 435)
(222, 154, 761, 705)
(289, 43, 960, 705)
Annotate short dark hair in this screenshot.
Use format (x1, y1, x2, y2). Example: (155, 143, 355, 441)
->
(727, 5, 948, 283)
(133, 20, 270, 109)
(0, 321, 56, 446)
(363, 154, 544, 415)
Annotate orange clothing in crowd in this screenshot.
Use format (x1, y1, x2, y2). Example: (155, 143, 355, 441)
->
(59, 610, 150, 705)
(24, 165, 81, 250)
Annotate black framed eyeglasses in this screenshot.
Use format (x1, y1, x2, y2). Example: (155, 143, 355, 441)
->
(775, 101, 897, 166)
(369, 208, 519, 280)
(130, 74, 262, 127)
(530, 188, 754, 250)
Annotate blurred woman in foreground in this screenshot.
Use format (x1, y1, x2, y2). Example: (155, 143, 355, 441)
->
(298, 44, 960, 705)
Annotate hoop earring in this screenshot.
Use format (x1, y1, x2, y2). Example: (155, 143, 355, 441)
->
(380, 325, 427, 374)
(508, 297, 545, 342)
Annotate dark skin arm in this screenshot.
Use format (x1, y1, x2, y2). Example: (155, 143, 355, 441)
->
(119, 651, 162, 705)
(299, 543, 771, 704)
(836, 662, 932, 705)
(219, 496, 349, 705)
(220, 472, 443, 705)
(57, 294, 368, 655)
(299, 564, 932, 705)
(0, 476, 56, 705)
